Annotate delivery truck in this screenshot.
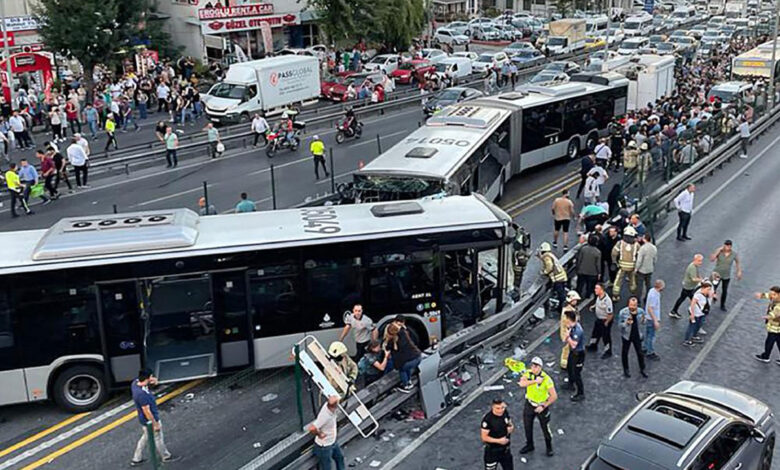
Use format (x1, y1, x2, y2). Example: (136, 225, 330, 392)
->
(204, 55, 321, 124)
(725, 0, 747, 19)
(545, 19, 587, 55)
(615, 54, 676, 110)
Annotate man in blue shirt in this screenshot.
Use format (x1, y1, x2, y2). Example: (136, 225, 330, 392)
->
(18, 158, 50, 205)
(235, 192, 256, 213)
(130, 369, 180, 466)
(564, 309, 586, 401)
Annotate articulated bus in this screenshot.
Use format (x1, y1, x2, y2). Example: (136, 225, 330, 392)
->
(731, 40, 780, 82)
(346, 73, 628, 203)
(0, 195, 517, 411)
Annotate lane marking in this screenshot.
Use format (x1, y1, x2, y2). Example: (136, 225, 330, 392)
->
(500, 170, 578, 211)
(346, 129, 409, 149)
(19, 380, 203, 470)
(0, 413, 89, 459)
(380, 321, 560, 469)
(681, 298, 746, 381)
(135, 185, 212, 207)
(657, 131, 780, 244)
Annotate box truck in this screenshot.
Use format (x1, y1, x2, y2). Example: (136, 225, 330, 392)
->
(615, 54, 676, 110)
(546, 19, 587, 55)
(204, 55, 321, 124)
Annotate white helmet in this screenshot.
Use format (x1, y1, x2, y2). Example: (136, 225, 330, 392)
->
(539, 242, 552, 253)
(313, 135, 320, 140)
(328, 341, 348, 358)
(282, 112, 289, 119)
(566, 290, 581, 302)
(623, 226, 637, 237)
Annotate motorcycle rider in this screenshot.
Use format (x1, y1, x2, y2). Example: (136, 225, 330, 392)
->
(280, 112, 294, 146)
(344, 107, 359, 137)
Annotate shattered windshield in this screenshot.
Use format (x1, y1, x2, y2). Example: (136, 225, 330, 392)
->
(352, 175, 445, 200)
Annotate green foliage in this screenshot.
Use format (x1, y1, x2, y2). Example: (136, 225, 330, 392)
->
(306, 0, 426, 50)
(555, 0, 573, 17)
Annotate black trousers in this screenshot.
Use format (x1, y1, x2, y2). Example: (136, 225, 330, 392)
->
(716, 278, 731, 307)
(672, 288, 695, 314)
(166, 149, 178, 167)
(566, 350, 585, 396)
(354, 341, 369, 363)
(576, 274, 597, 300)
(105, 132, 118, 151)
(73, 165, 88, 186)
(677, 211, 691, 238)
(44, 174, 58, 197)
(590, 319, 612, 349)
(314, 154, 328, 179)
(253, 132, 266, 146)
(621, 335, 645, 373)
(576, 173, 587, 197)
(484, 445, 514, 470)
(8, 188, 30, 216)
(759, 332, 780, 359)
(522, 400, 552, 449)
(55, 169, 72, 190)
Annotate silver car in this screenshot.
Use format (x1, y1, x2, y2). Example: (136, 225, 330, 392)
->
(582, 381, 775, 470)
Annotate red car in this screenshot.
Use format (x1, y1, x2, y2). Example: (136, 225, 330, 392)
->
(321, 71, 383, 101)
(390, 60, 435, 85)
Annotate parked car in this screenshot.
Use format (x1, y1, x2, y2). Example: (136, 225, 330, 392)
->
(473, 51, 510, 73)
(473, 25, 503, 41)
(618, 37, 649, 55)
(581, 381, 775, 470)
(544, 60, 581, 75)
(707, 81, 753, 105)
(446, 21, 470, 35)
(419, 48, 449, 64)
(434, 27, 470, 46)
(504, 41, 537, 55)
(423, 86, 484, 117)
(529, 70, 569, 84)
(320, 71, 383, 101)
(452, 51, 480, 65)
(655, 41, 679, 55)
(363, 54, 400, 74)
(510, 49, 545, 66)
(494, 23, 521, 40)
(390, 59, 435, 84)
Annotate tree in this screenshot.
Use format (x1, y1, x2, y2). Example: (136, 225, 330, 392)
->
(33, 0, 146, 101)
(373, 0, 426, 50)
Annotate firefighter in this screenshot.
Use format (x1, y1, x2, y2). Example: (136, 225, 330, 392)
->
(512, 225, 532, 297)
(611, 226, 640, 301)
(327, 341, 358, 396)
(539, 242, 568, 310)
(559, 290, 581, 370)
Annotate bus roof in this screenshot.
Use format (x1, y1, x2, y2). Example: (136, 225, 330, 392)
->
(0, 195, 508, 275)
(359, 80, 620, 180)
(732, 40, 780, 77)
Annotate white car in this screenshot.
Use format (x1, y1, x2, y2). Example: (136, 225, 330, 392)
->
(504, 41, 537, 56)
(452, 51, 479, 65)
(420, 48, 449, 64)
(434, 28, 470, 46)
(473, 51, 510, 73)
(473, 25, 502, 41)
(363, 54, 400, 74)
(617, 37, 649, 55)
(446, 21, 470, 35)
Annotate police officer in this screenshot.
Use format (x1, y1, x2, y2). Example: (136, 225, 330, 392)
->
(539, 242, 568, 312)
(518, 357, 556, 457)
(754, 286, 780, 364)
(559, 291, 580, 370)
(480, 398, 514, 470)
(611, 226, 639, 301)
(310, 135, 329, 180)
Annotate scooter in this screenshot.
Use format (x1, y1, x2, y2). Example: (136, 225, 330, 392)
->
(334, 119, 363, 144)
(265, 121, 305, 157)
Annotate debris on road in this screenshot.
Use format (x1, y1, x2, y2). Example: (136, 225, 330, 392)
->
(261, 393, 278, 402)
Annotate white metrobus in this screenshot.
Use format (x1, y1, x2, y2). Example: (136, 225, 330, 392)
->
(347, 74, 629, 203)
(0, 196, 517, 411)
(731, 41, 780, 82)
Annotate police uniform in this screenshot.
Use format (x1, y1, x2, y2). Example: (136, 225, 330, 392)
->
(756, 293, 780, 361)
(481, 410, 514, 470)
(611, 235, 639, 300)
(521, 369, 554, 454)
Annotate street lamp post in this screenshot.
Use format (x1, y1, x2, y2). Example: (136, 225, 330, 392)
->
(770, 4, 779, 108)
(0, 0, 16, 110)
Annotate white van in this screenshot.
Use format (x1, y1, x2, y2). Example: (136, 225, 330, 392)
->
(672, 6, 697, 26)
(433, 57, 473, 84)
(624, 14, 653, 37)
(618, 37, 649, 55)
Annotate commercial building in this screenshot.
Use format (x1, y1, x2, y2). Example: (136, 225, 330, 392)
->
(152, 0, 320, 63)
(1, 0, 44, 54)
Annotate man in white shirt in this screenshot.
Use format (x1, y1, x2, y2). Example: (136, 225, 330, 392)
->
(67, 137, 90, 188)
(594, 138, 612, 166)
(308, 395, 345, 470)
(75, 133, 91, 157)
(156, 83, 170, 112)
(251, 114, 269, 147)
(9, 112, 33, 149)
(673, 183, 695, 241)
(338, 304, 377, 361)
(738, 117, 750, 159)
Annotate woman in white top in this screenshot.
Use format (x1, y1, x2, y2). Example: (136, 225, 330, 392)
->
(49, 107, 64, 142)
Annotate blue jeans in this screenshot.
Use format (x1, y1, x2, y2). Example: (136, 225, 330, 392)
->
(87, 120, 98, 138)
(643, 322, 656, 354)
(685, 316, 704, 341)
(138, 103, 147, 120)
(313, 443, 345, 470)
(399, 356, 421, 386)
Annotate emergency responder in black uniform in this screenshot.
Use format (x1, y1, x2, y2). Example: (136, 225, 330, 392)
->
(480, 398, 514, 470)
(518, 356, 557, 457)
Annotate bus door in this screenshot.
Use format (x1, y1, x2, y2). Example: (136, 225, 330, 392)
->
(440, 247, 479, 336)
(211, 270, 252, 371)
(543, 103, 565, 162)
(96, 281, 143, 385)
(139, 274, 217, 382)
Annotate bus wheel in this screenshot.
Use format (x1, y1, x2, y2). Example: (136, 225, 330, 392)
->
(586, 132, 599, 151)
(53, 365, 107, 413)
(567, 139, 579, 159)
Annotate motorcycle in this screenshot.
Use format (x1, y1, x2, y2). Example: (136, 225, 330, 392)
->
(265, 121, 305, 157)
(335, 119, 363, 144)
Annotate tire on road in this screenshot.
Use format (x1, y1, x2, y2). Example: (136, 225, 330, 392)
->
(52, 364, 107, 413)
(567, 138, 580, 159)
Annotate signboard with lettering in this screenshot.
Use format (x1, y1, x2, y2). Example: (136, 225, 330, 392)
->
(200, 13, 300, 35)
(0, 32, 15, 47)
(643, 0, 654, 14)
(198, 4, 274, 20)
(3, 16, 40, 32)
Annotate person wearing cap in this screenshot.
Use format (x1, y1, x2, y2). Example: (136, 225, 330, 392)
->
(709, 240, 743, 311)
(754, 286, 780, 365)
(308, 395, 345, 470)
(618, 297, 648, 378)
(637, 141, 651, 189)
(683, 280, 712, 347)
(197, 196, 217, 216)
(480, 397, 515, 468)
(310, 134, 328, 180)
(130, 369, 180, 466)
(562, 308, 586, 401)
(611, 226, 639, 301)
(622, 140, 638, 172)
(538, 242, 568, 315)
(518, 357, 556, 457)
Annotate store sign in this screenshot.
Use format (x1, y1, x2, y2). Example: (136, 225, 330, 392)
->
(198, 4, 274, 20)
(172, 0, 199, 4)
(3, 16, 40, 32)
(200, 13, 299, 35)
(0, 32, 15, 47)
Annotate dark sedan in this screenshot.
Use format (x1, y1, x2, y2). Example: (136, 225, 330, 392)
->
(423, 87, 484, 117)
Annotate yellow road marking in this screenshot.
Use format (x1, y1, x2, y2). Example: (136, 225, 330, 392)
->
(0, 413, 90, 458)
(20, 380, 203, 470)
(509, 180, 579, 218)
(500, 171, 577, 210)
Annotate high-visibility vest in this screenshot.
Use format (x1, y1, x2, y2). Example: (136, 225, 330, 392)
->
(523, 370, 553, 405)
(617, 240, 638, 271)
(542, 253, 567, 282)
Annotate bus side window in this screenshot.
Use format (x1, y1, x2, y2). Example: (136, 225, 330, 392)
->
(366, 251, 435, 306)
(303, 255, 362, 325)
(0, 289, 15, 355)
(249, 262, 301, 337)
(442, 249, 478, 335)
